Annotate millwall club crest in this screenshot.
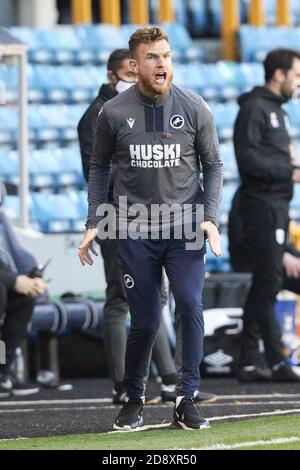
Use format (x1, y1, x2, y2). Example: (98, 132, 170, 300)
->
(170, 114, 185, 129)
(124, 274, 134, 289)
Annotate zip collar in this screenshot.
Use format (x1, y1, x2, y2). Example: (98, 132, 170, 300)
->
(134, 84, 171, 107)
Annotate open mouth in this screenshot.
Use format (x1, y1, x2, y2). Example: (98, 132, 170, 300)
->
(154, 72, 167, 84)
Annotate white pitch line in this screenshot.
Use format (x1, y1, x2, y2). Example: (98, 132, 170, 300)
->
(210, 408, 300, 421)
(1, 401, 300, 414)
(0, 398, 112, 407)
(1, 394, 300, 407)
(107, 409, 300, 434)
(191, 437, 300, 450)
(198, 401, 300, 407)
(211, 394, 300, 400)
(0, 438, 27, 442)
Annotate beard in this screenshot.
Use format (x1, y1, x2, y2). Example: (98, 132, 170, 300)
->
(139, 70, 173, 96)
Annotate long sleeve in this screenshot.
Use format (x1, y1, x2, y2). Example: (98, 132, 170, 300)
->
(196, 103, 223, 227)
(234, 103, 293, 183)
(85, 107, 116, 229)
(77, 103, 99, 182)
(0, 252, 17, 290)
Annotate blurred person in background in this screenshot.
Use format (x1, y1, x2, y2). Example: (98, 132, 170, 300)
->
(228, 48, 300, 383)
(0, 248, 47, 397)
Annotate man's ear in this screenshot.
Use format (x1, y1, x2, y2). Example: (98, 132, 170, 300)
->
(274, 68, 285, 84)
(130, 58, 138, 73)
(107, 70, 117, 85)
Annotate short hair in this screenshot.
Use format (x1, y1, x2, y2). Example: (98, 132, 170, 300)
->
(129, 27, 169, 57)
(264, 48, 300, 82)
(107, 48, 132, 74)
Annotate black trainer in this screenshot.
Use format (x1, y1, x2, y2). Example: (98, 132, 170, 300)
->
(237, 365, 272, 383)
(0, 374, 40, 397)
(172, 397, 210, 430)
(194, 391, 218, 404)
(11, 378, 40, 397)
(113, 398, 144, 431)
(272, 362, 300, 382)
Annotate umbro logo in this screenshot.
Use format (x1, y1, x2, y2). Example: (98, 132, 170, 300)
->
(127, 117, 136, 129)
(170, 114, 184, 129)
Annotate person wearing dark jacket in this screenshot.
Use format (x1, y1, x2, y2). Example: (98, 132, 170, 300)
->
(0, 249, 47, 396)
(228, 48, 300, 382)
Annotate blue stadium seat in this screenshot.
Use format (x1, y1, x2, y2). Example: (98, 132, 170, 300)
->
(28, 105, 61, 143)
(76, 24, 126, 64)
(10, 27, 52, 64)
(68, 190, 88, 219)
(30, 65, 69, 103)
(29, 301, 62, 334)
(27, 65, 45, 103)
(0, 197, 41, 239)
(187, 0, 208, 37)
(210, 102, 239, 140)
(31, 192, 83, 233)
(239, 62, 264, 92)
(61, 104, 87, 141)
(35, 27, 90, 65)
(219, 142, 238, 182)
(174, 0, 190, 28)
(29, 149, 61, 188)
(54, 147, 85, 187)
(58, 297, 102, 331)
(0, 64, 19, 102)
(0, 149, 19, 185)
(160, 22, 203, 62)
(214, 62, 245, 99)
(0, 107, 17, 145)
(121, 23, 144, 43)
(193, 62, 244, 101)
(37, 66, 90, 103)
(1, 195, 21, 222)
(239, 26, 300, 62)
(284, 102, 300, 139)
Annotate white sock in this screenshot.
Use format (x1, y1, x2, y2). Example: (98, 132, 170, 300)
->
(161, 384, 176, 393)
(176, 396, 185, 408)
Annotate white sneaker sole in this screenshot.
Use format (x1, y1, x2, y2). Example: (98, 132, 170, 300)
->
(113, 417, 143, 431)
(12, 388, 40, 397)
(172, 419, 210, 430)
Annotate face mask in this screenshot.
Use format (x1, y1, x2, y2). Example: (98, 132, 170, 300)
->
(116, 80, 135, 94)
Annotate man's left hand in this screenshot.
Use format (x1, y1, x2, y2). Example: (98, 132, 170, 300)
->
(200, 221, 221, 257)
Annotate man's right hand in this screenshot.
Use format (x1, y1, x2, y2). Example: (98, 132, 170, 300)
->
(14, 275, 47, 297)
(292, 168, 300, 183)
(78, 228, 98, 266)
(283, 252, 300, 278)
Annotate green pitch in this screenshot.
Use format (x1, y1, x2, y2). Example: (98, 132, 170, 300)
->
(0, 414, 300, 450)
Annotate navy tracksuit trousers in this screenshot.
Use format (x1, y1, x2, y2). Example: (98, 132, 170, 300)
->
(117, 235, 206, 399)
